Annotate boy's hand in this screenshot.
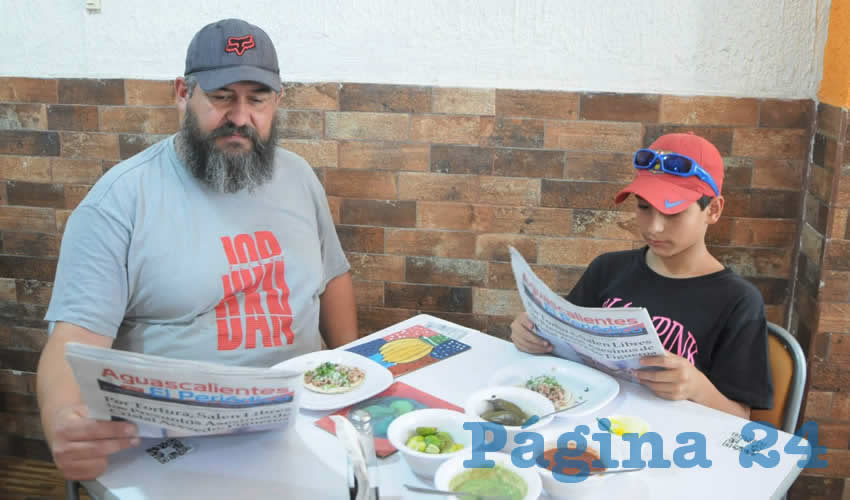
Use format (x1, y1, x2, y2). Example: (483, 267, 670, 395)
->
(50, 404, 140, 480)
(509, 312, 553, 354)
(635, 352, 707, 401)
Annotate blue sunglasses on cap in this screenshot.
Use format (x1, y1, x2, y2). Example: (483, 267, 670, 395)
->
(633, 149, 720, 197)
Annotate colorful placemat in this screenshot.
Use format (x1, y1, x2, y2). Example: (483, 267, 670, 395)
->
(314, 381, 464, 457)
(345, 325, 471, 377)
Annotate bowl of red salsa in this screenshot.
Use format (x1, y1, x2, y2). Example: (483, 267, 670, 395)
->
(534, 440, 623, 498)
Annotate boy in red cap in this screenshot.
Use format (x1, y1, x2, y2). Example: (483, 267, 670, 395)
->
(510, 133, 773, 418)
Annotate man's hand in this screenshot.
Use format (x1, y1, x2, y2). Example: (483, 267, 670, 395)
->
(38, 322, 137, 480)
(635, 352, 706, 401)
(49, 404, 140, 480)
(509, 313, 552, 354)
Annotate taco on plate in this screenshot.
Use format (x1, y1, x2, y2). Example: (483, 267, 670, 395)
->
(304, 361, 366, 394)
(525, 375, 574, 410)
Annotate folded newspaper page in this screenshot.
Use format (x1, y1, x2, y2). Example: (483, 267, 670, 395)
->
(65, 343, 302, 438)
(510, 246, 666, 382)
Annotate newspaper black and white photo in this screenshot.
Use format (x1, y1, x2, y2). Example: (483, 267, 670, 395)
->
(64, 343, 302, 438)
(510, 246, 667, 382)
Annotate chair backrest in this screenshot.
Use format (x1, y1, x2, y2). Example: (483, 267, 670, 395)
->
(65, 480, 80, 500)
(750, 322, 806, 434)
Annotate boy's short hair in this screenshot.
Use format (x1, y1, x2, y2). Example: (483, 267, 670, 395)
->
(696, 195, 713, 210)
(614, 132, 724, 214)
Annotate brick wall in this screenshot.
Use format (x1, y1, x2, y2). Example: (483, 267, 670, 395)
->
(294, 85, 808, 339)
(789, 103, 850, 499)
(0, 78, 822, 487)
(0, 78, 179, 460)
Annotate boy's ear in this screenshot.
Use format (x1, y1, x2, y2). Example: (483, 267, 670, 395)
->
(706, 196, 724, 224)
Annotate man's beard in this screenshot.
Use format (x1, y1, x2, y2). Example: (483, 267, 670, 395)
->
(176, 107, 279, 193)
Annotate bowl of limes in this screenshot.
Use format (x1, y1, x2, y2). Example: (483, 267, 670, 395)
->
(386, 408, 473, 478)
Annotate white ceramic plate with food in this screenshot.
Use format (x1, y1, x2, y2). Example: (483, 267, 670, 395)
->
(489, 357, 620, 417)
(271, 349, 393, 411)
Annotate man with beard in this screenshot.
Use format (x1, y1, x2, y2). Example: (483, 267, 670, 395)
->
(36, 19, 357, 481)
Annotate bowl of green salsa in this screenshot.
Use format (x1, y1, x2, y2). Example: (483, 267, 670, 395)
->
(434, 451, 542, 500)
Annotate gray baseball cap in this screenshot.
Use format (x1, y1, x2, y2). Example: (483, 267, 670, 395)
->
(184, 19, 281, 92)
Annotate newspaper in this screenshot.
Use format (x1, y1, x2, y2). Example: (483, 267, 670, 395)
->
(510, 246, 666, 382)
(64, 343, 302, 438)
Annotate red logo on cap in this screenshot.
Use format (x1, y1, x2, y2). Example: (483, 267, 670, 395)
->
(225, 35, 255, 56)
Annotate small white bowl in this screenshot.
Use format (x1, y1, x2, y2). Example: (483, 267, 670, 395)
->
(534, 438, 626, 499)
(464, 385, 556, 452)
(386, 408, 473, 479)
(434, 451, 542, 500)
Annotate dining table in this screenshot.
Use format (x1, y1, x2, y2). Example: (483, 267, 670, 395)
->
(82, 314, 810, 500)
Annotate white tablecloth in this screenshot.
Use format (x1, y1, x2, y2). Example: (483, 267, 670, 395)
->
(84, 314, 806, 500)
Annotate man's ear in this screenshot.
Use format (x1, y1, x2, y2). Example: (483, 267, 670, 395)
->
(175, 77, 189, 110)
(274, 85, 283, 106)
(706, 196, 725, 224)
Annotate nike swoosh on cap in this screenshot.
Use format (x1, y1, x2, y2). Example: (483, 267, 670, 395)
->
(664, 199, 685, 209)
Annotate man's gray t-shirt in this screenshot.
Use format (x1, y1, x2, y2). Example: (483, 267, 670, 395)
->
(45, 136, 349, 367)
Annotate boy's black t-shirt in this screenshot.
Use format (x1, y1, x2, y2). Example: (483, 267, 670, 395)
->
(566, 247, 774, 410)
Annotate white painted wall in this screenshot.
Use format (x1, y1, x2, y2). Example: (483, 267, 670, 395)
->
(0, 0, 831, 98)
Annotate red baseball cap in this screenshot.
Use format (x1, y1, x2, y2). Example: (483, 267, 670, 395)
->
(614, 132, 724, 214)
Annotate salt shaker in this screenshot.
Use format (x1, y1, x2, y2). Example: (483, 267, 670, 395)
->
(348, 410, 379, 500)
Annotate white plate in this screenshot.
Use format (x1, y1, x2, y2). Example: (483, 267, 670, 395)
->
(271, 350, 393, 411)
(489, 357, 619, 417)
